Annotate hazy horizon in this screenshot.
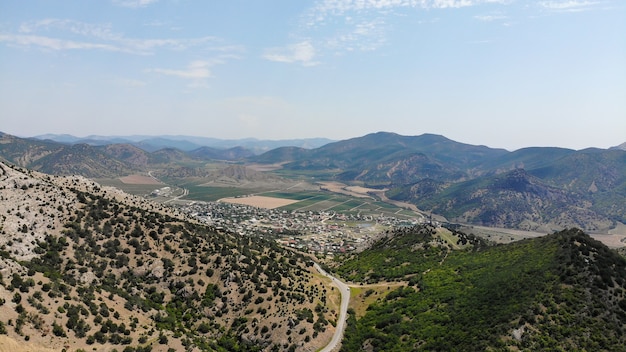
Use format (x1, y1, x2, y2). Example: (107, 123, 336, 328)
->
(6, 130, 623, 152)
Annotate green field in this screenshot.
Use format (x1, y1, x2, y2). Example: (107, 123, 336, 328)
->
(257, 190, 422, 219)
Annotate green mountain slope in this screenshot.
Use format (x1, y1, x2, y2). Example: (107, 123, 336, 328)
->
(337, 227, 626, 351)
(389, 148, 626, 231)
(254, 132, 508, 183)
(391, 169, 615, 231)
(476, 146, 575, 173)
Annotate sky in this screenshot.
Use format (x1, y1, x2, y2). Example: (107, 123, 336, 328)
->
(0, 0, 624, 151)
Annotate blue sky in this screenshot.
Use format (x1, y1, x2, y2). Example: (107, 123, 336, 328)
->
(1, 0, 624, 150)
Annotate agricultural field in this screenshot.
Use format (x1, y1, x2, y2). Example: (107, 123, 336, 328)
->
(221, 195, 300, 209)
(99, 174, 425, 220)
(259, 190, 423, 220)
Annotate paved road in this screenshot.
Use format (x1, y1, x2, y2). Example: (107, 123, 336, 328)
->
(314, 263, 350, 352)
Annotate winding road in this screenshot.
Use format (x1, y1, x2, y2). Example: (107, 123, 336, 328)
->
(314, 263, 350, 352)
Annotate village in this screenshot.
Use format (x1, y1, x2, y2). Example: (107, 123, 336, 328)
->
(177, 200, 427, 255)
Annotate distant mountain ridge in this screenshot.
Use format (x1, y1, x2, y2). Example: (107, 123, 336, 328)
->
(32, 133, 334, 154)
(0, 132, 275, 178)
(611, 142, 626, 151)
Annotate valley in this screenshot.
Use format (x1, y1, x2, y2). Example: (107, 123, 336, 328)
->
(1, 131, 626, 351)
(95, 166, 626, 251)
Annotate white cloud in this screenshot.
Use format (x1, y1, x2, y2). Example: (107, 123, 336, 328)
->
(474, 14, 508, 21)
(151, 60, 212, 79)
(147, 58, 239, 88)
(295, 0, 512, 60)
(326, 18, 387, 52)
(0, 33, 126, 52)
(309, 0, 509, 16)
(3, 19, 227, 55)
(538, 1, 602, 12)
(113, 0, 158, 8)
(263, 41, 319, 66)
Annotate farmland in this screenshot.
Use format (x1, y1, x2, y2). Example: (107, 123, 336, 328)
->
(229, 190, 424, 220)
(97, 173, 425, 220)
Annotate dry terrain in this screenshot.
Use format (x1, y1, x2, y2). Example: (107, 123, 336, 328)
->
(119, 174, 162, 185)
(318, 182, 375, 199)
(0, 162, 340, 351)
(220, 195, 300, 209)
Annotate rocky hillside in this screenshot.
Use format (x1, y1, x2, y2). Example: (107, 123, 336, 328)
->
(0, 162, 337, 351)
(390, 168, 617, 232)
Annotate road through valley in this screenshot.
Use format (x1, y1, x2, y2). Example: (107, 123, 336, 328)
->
(314, 263, 350, 352)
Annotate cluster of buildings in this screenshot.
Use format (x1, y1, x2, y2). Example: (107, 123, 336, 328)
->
(177, 201, 425, 254)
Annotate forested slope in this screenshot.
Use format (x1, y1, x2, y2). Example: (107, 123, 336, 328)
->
(336, 227, 626, 351)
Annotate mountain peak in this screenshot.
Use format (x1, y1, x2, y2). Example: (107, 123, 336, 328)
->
(610, 142, 626, 151)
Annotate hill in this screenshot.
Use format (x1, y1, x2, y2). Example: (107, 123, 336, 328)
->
(335, 226, 626, 351)
(0, 162, 338, 351)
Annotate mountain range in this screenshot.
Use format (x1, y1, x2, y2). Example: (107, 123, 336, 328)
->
(252, 132, 626, 232)
(2, 131, 625, 232)
(31, 133, 334, 154)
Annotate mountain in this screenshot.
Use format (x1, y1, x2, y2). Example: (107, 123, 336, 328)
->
(254, 132, 508, 183)
(391, 169, 614, 232)
(0, 161, 336, 351)
(31, 143, 135, 178)
(0, 132, 64, 165)
(0, 133, 134, 178)
(0, 132, 258, 178)
(475, 146, 576, 173)
(387, 149, 626, 231)
(611, 142, 626, 151)
(100, 143, 152, 168)
(336, 226, 626, 351)
(291, 131, 507, 171)
(188, 146, 255, 161)
(250, 131, 625, 232)
(31, 134, 334, 154)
